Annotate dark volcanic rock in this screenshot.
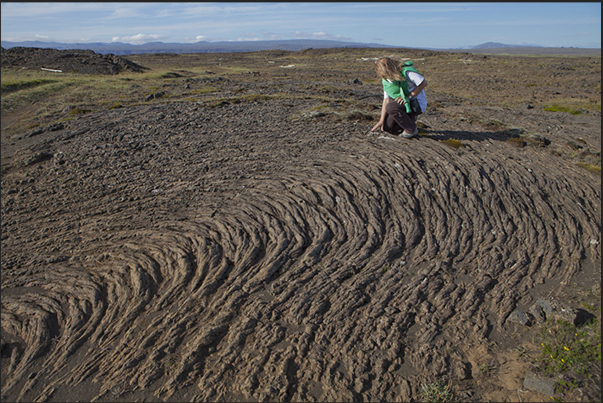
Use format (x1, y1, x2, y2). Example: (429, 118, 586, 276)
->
(1, 46, 146, 74)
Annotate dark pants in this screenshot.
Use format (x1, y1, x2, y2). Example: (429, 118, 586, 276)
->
(383, 100, 421, 134)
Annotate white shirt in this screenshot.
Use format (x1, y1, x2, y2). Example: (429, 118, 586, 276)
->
(384, 70, 427, 112)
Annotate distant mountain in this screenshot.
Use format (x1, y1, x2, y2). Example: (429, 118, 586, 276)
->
(2, 39, 599, 56)
(471, 42, 533, 49)
(435, 42, 600, 56)
(0, 39, 403, 55)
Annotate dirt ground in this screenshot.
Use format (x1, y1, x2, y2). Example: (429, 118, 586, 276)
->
(1, 47, 601, 402)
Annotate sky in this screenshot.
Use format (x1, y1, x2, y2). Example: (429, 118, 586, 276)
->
(1, 2, 601, 49)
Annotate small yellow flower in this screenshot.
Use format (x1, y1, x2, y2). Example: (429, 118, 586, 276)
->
(564, 346, 570, 351)
(561, 359, 565, 362)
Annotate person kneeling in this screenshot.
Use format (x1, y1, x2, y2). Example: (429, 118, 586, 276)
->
(370, 56, 428, 138)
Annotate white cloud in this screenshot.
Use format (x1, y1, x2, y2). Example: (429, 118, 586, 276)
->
(1, 3, 599, 48)
(1, 2, 109, 18)
(2, 34, 54, 42)
(236, 33, 261, 42)
(292, 31, 351, 41)
(182, 35, 208, 43)
(111, 34, 165, 44)
(260, 31, 284, 41)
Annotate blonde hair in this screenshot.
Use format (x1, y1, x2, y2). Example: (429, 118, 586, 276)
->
(375, 56, 403, 82)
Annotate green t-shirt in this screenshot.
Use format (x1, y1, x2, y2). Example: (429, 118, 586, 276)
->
(381, 61, 420, 113)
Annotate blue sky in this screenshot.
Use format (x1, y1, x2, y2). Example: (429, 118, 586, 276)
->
(1, 2, 601, 49)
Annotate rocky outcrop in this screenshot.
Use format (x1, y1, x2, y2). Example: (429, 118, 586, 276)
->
(1, 46, 146, 74)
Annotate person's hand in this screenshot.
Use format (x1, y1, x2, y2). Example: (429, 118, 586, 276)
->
(371, 120, 383, 132)
(395, 97, 406, 105)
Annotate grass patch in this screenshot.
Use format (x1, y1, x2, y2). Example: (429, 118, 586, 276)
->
(506, 137, 527, 148)
(1, 68, 143, 110)
(543, 99, 600, 114)
(544, 104, 584, 115)
(1, 78, 59, 95)
(534, 317, 601, 400)
(1, 80, 73, 112)
(441, 139, 464, 149)
(420, 379, 453, 402)
(504, 133, 550, 148)
(478, 363, 495, 375)
(69, 107, 92, 116)
(1, 67, 174, 130)
(188, 87, 220, 95)
(576, 162, 601, 176)
(159, 71, 183, 79)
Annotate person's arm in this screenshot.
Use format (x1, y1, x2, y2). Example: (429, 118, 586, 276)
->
(409, 79, 427, 99)
(371, 97, 389, 132)
(395, 79, 427, 105)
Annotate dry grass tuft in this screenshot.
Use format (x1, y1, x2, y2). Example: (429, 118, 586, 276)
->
(442, 139, 464, 149)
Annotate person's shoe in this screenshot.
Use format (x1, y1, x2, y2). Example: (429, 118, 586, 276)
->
(401, 128, 418, 138)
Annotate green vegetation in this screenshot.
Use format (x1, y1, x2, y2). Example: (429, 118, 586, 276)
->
(419, 379, 453, 402)
(544, 103, 584, 115)
(0, 66, 210, 131)
(441, 139, 464, 149)
(69, 107, 92, 116)
(1, 77, 59, 95)
(534, 317, 601, 401)
(159, 71, 184, 79)
(543, 99, 600, 115)
(1, 74, 72, 112)
(478, 363, 494, 375)
(1, 62, 377, 133)
(576, 161, 601, 175)
(1, 68, 151, 130)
